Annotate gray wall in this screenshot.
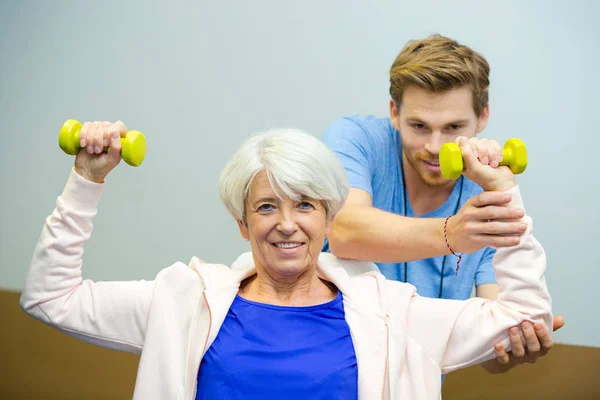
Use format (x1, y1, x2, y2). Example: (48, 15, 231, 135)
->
(1, 0, 598, 347)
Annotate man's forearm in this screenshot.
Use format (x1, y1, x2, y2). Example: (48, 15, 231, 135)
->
(328, 205, 450, 262)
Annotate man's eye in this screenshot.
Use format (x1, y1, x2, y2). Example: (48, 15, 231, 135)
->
(413, 124, 426, 130)
(448, 125, 462, 131)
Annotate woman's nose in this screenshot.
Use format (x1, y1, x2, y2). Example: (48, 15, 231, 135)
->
(276, 211, 298, 235)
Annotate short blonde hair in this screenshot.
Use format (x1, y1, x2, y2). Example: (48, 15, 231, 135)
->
(389, 34, 490, 116)
(218, 129, 349, 223)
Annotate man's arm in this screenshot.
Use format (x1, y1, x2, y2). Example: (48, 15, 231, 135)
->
(329, 188, 527, 263)
(328, 188, 449, 262)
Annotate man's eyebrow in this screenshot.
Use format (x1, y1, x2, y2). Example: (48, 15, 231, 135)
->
(405, 116, 427, 123)
(405, 117, 470, 125)
(445, 119, 470, 125)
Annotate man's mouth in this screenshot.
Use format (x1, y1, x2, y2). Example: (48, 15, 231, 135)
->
(423, 160, 440, 166)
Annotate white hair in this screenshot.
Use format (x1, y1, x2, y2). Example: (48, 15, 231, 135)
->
(218, 128, 349, 223)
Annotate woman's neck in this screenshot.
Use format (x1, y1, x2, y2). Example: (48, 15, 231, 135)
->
(238, 270, 337, 306)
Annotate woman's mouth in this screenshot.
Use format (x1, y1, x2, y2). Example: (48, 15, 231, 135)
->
(272, 242, 305, 255)
(273, 242, 303, 249)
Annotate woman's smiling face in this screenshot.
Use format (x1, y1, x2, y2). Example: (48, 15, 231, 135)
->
(237, 170, 332, 279)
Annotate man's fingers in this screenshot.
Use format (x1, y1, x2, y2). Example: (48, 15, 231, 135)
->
(465, 204, 524, 221)
(470, 191, 512, 208)
(553, 316, 565, 332)
(468, 234, 520, 248)
(494, 343, 510, 365)
(509, 327, 525, 363)
(534, 323, 554, 353)
(472, 221, 527, 235)
(522, 322, 541, 363)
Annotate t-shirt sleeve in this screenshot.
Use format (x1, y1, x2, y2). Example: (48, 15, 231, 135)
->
(322, 117, 376, 197)
(475, 246, 497, 286)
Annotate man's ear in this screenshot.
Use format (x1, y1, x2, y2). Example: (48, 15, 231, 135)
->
(476, 104, 490, 134)
(389, 99, 401, 131)
(237, 219, 249, 240)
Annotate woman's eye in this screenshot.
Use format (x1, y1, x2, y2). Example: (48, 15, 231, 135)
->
(257, 204, 274, 212)
(298, 201, 314, 210)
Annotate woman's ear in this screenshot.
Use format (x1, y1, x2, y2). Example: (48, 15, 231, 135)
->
(237, 219, 249, 240)
(325, 213, 336, 237)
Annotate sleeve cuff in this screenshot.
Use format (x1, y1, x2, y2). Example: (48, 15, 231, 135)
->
(504, 185, 525, 212)
(59, 168, 105, 211)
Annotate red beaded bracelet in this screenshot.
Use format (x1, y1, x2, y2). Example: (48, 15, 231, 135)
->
(444, 216, 463, 275)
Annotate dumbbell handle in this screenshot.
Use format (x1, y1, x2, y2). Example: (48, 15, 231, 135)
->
(58, 119, 146, 167)
(439, 138, 527, 179)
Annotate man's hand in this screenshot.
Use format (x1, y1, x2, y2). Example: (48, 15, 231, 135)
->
(443, 137, 528, 254)
(446, 191, 527, 253)
(483, 316, 565, 374)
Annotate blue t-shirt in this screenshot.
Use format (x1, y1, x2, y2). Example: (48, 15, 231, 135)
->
(196, 290, 358, 400)
(322, 115, 496, 300)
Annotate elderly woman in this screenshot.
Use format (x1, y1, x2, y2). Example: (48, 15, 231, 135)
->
(21, 120, 552, 400)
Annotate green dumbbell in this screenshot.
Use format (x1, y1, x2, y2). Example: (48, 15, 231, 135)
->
(440, 138, 527, 179)
(58, 119, 147, 167)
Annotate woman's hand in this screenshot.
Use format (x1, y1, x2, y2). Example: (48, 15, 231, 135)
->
(456, 136, 516, 192)
(74, 120, 128, 183)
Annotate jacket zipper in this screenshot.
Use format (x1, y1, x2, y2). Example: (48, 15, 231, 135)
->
(385, 314, 393, 400)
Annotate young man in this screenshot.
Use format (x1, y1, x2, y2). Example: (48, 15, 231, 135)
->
(323, 34, 563, 372)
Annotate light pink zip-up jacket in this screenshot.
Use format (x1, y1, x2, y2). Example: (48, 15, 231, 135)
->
(21, 170, 552, 399)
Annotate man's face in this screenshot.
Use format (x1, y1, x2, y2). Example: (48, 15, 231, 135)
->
(390, 85, 489, 187)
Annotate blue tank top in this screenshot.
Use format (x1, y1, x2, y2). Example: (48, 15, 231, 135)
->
(196, 290, 358, 399)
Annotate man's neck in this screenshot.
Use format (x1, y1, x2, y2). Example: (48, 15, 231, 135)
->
(402, 155, 456, 217)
